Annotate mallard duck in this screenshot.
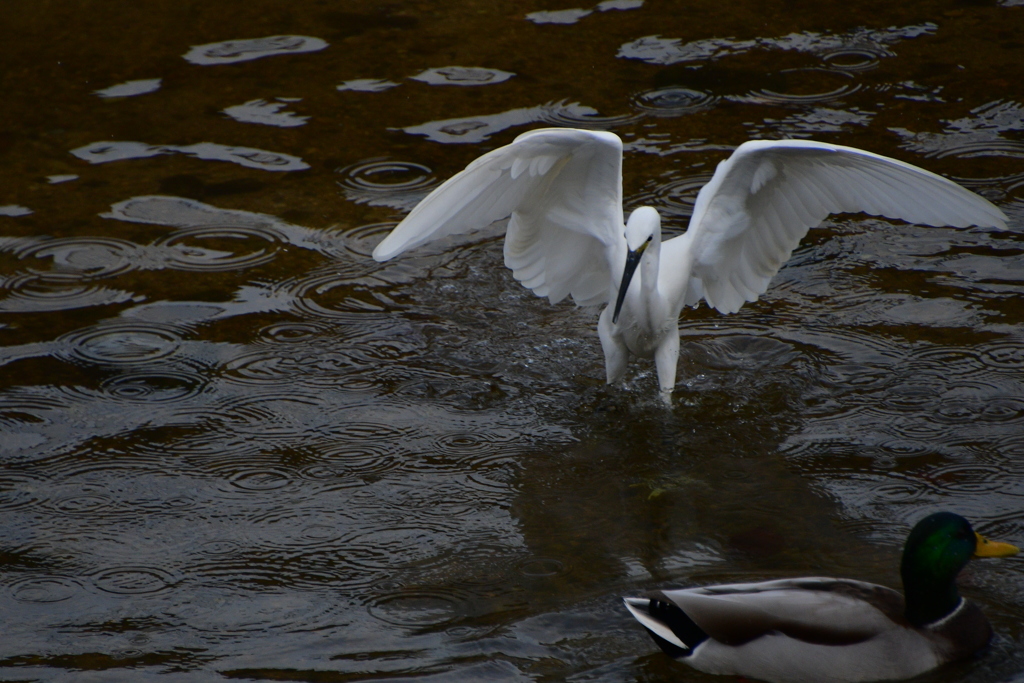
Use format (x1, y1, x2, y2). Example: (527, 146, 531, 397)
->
(623, 512, 1018, 683)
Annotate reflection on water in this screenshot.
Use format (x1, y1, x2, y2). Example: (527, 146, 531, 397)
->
(399, 100, 614, 144)
(71, 141, 310, 171)
(336, 78, 400, 92)
(617, 23, 937, 65)
(527, 0, 644, 24)
(746, 105, 873, 138)
(409, 66, 516, 86)
(893, 100, 1024, 160)
(223, 99, 310, 128)
(1, 0, 1023, 681)
(93, 78, 162, 99)
(182, 35, 329, 65)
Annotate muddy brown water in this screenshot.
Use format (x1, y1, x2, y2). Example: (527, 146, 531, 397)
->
(1, 1, 1023, 681)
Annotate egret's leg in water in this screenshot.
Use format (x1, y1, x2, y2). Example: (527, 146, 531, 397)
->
(598, 309, 629, 385)
(654, 324, 679, 400)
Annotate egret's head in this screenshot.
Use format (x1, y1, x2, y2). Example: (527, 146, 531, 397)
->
(624, 207, 660, 251)
(613, 207, 661, 324)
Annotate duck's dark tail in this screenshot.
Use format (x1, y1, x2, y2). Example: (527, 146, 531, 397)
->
(622, 594, 709, 658)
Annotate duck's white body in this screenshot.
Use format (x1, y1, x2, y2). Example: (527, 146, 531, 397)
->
(373, 129, 1007, 396)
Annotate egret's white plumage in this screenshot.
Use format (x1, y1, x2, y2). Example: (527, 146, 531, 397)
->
(373, 128, 1007, 396)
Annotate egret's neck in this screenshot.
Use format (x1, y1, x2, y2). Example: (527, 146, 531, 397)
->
(639, 230, 663, 320)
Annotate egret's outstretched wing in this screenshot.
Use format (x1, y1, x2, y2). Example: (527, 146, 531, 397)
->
(373, 128, 625, 307)
(665, 140, 1008, 314)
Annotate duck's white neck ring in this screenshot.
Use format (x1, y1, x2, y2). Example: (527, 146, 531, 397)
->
(923, 597, 965, 629)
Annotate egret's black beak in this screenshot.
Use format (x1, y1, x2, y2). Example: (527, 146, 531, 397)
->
(612, 244, 646, 324)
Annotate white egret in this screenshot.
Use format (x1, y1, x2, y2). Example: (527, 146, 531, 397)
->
(372, 128, 1007, 397)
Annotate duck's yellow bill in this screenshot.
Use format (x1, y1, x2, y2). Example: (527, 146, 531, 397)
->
(974, 532, 1019, 558)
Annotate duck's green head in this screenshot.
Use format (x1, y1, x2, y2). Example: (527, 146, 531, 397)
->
(901, 512, 1018, 627)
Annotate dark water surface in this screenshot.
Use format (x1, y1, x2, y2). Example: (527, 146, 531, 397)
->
(2, 1, 1023, 681)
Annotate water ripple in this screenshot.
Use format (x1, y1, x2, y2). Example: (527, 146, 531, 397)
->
(630, 172, 713, 223)
(820, 49, 881, 72)
(152, 224, 281, 271)
(872, 480, 928, 503)
(0, 276, 138, 313)
(538, 103, 640, 128)
(337, 159, 437, 211)
(223, 351, 307, 385)
(10, 576, 83, 603)
(259, 322, 324, 343)
(631, 87, 718, 116)
(226, 468, 296, 492)
(431, 429, 520, 460)
(910, 346, 988, 376)
(335, 222, 397, 260)
(16, 236, 143, 279)
(341, 526, 453, 572)
(302, 445, 402, 487)
(91, 566, 179, 595)
(980, 398, 1024, 422)
(0, 472, 48, 510)
(979, 341, 1024, 369)
(176, 585, 350, 633)
(872, 439, 932, 458)
(516, 557, 569, 578)
(210, 393, 324, 438)
(101, 368, 208, 403)
(49, 493, 115, 515)
(368, 589, 465, 627)
(287, 270, 390, 320)
(736, 71, 862, 106)
(199, 539, 243, 556)
(929, 463, 1013, 494)
(58, 322, 183, 366)
(879, 384, 939, 411)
